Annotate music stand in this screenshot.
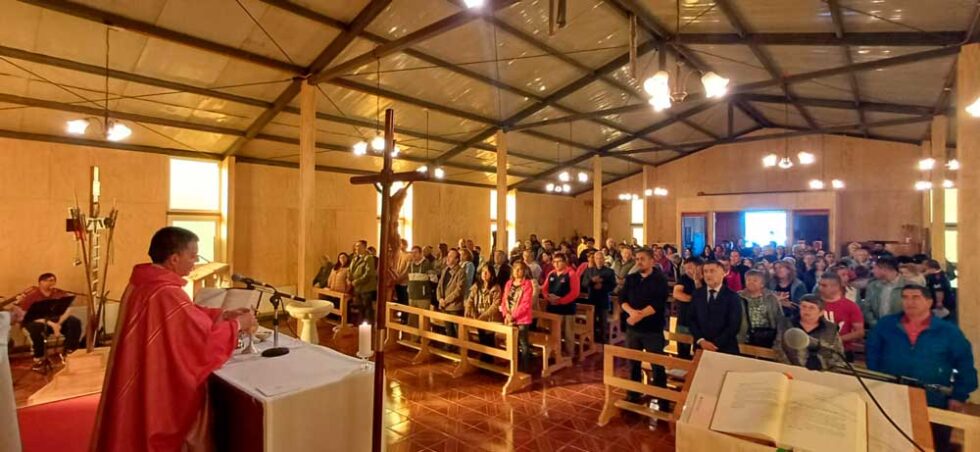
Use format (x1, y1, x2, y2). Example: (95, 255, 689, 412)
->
(22, 295, 76, 373)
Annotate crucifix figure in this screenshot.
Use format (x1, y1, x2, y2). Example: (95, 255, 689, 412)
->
(349, 108, 428, 452)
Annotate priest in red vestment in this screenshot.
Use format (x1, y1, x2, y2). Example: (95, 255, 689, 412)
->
(92, 226, 256, 452)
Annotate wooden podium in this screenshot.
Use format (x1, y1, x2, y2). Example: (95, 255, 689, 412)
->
(675, 351, 934, 451)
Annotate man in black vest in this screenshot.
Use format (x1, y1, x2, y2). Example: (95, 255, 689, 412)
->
(689, 260, 742, 355)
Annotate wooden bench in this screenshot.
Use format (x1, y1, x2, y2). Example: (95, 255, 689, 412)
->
(313, 288, 355, 340)
(597, 344, 696, 432)
(929, 407, 980, 451)
(664, 331, 778, 361)
(574, 303, 599, 360)
(384, 303, 532, 395)
(529, 310, 572, 378)
(607, 297, 625, 345)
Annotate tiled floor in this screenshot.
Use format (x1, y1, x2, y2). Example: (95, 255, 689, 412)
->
(11, 319, 674, 451)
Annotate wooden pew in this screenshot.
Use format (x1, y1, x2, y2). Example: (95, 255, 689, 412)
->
(529, 311, 572, 378)
(597, 344, 695, 432)
(574, 303, 599, 360)
(384, 303, 532, 395)
(607, 297, 625, 345)
(313, 288, 354, 340)
(928, 407, 980, 451)
(664, 331, 778, 361)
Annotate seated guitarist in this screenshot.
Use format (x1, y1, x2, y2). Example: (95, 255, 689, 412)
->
(7, 273, 82, 370)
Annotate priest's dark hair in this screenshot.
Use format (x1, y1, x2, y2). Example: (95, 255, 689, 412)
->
(148, 226, 199, 264)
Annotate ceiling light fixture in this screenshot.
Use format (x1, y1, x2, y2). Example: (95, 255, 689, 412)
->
(643, 188, 654, 197)
(433, 167, 445, 179)
(370, 134, 385, 152)
(558, 171, 570, 182)
(947, 159, 960, 171)
(918, 158, 936, 171)
(353, 141, 368, 156)
(914, 180, 933, 191)
(831, 179, 845, 189)
(653, 187, 668, 196)
(640, 0, 729, 112)
(762, 153, 778, 167)
(808, 179, 825, 190)
(546, 182, 555, 192)
(943, 179, 955, 189)
(105, 121, 131, 142)
(577, 171, 589, 183)
(797, 152, 816, 165)
(417, 165, 428, 173)
(463, 0, 485, 8)
(778, 156, 794, 169)
(66, 119, 90, 135)
(966, 97, 980, 117)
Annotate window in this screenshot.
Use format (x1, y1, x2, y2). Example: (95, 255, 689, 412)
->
(630, 198, 644, 244)
(490, 190, 516, 251)
(744, 210, 788, 247)
(168, 158, 223, 264)
(377, 182, 413, 248)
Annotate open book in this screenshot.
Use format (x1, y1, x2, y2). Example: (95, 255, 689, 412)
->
(710, 371, 867, 452)
(194, 288, 261, 311)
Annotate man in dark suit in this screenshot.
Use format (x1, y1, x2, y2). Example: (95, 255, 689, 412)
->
(689, 260, 742, 355)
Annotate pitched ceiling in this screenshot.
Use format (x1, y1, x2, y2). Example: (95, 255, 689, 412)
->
(0, 0, 974, 194)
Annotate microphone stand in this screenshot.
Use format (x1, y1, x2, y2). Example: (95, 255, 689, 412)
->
(241, 283, 305, 358)
(822, 347, 926, 452)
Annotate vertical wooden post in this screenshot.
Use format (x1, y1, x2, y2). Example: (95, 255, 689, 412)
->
(593, 156, 602, 243)
(921, 140, 932, 247)
(221, 155, 236, 273)
(496, 130, 508, 251)
(297, 79, 316, 298)
(930, 116, 947, 264)
(956, 44, 980, 401)
(643, 165, 653, 244)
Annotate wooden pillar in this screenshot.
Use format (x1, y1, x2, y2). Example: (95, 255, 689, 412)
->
(921, 140, 932, 244)
(643, 165, 653, 244)
(496, 130, 508, 251)
(220, 155, 236, 272)
(592, 156, 602, 244)
(297, 79, 316, 297)
(957, 43, 980, 401)
(931, 116, 947, 264)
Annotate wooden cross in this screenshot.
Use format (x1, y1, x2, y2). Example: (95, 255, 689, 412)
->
(349, 108, 428, 452)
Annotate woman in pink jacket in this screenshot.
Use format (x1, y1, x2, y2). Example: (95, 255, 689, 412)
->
(501, 261, 534, 372)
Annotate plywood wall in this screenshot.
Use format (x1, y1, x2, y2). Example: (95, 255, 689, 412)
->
(412, 182, 491, 251)
(638, 132, 922, 247)
(234, 163, 377, 288)
(516, 192, 591, 244)
(0, 138, 168, 298)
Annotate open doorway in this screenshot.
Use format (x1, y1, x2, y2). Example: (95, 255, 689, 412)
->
(744, 210, 788, 247)
(681, 213, 707, 254)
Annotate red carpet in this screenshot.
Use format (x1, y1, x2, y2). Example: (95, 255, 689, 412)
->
(17, 394, 100, 452)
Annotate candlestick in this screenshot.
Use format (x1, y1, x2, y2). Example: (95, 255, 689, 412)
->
(357, 321, 373, 359)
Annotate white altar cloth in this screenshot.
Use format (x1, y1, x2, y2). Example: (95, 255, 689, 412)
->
(214, 330, 375, 452)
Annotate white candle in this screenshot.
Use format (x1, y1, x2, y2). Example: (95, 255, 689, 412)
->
(358, 321, 372, 357)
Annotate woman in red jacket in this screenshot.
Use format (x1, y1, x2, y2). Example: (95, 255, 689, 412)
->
(501, 261, 534, 372)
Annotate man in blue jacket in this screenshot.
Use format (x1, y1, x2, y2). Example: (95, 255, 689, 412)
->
(866, 284, 977, 452)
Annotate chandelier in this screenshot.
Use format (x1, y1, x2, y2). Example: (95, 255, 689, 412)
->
(546, 122, 588, 193)
(352, 59, 400, 158)
(762, 105, 816, 170)
(641, 0, 729, 112)
(66, 28, 132, 142)
(914, 156, 958, 191)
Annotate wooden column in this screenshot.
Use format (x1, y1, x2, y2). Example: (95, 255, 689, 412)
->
(921, 140, 932, 244)
(297, 79, 316, 297)
(957, 44, 980, 401)
(592, 156, 602, 243)
(220, 155, 236, 273)
(931, 116, 947, 264)
(496, 130, 508, 251)
(643, 165, 653, 244)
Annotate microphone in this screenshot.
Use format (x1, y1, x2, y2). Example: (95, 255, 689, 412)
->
(785, 328, 954, 396)
(784, 327, 828, 350)
(232, 273, 274, 289)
